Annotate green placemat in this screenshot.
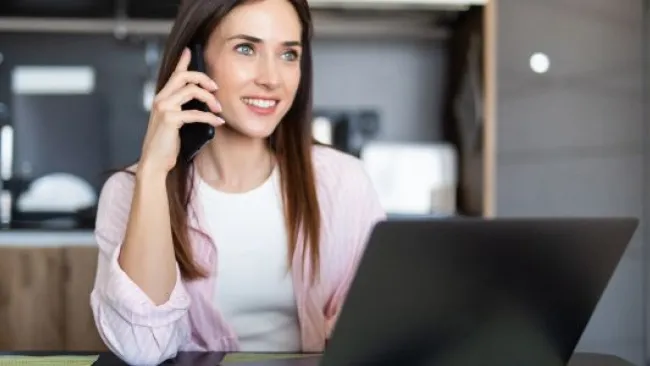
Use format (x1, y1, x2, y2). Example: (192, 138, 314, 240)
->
(0, 355, 98, 366)
(223, 353, 318, 364)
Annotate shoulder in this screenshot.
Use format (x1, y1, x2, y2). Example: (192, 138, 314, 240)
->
(311, 145, 371, 190)
(99, 164, 138, 201)
(310, 145, 384, 216)
(95, 164, 138, 230)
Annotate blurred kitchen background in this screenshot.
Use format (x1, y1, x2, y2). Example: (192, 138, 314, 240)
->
(1, 0, 650, 364)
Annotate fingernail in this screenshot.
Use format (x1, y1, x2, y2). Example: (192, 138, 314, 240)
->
(211, 80, 218, 90)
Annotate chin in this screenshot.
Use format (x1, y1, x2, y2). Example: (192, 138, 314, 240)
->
(225, 121, 278, 140)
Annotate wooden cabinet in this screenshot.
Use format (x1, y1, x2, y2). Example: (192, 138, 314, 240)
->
(63, 247, 106, 352)
(0, 245, 106, 352)
(0, 247, 65, 351)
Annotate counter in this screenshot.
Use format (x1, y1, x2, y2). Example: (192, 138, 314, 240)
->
(0, 230, 95, 246)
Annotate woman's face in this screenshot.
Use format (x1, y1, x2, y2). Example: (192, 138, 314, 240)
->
(204, 0, 303, 139)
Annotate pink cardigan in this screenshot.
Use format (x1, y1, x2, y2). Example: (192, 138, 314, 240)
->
(90, 146, 386, 365)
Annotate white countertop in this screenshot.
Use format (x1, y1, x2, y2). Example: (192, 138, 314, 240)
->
(0, 230, 96, 246)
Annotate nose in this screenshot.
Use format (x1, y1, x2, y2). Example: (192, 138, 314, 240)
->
(255, 55, 281, 90)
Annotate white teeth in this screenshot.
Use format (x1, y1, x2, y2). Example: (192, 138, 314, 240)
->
(242, 98, 277, 108)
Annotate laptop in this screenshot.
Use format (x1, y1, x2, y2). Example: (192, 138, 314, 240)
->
(315, 217, 638, 366)
(97, 217, 638, 366)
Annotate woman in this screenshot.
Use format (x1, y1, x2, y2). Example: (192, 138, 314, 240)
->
(90, 0, 385, 364)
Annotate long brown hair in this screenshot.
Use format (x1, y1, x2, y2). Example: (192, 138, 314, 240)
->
(155, 0, 320, 282)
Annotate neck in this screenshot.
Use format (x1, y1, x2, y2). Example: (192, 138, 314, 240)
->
(195, 126, 275, 193)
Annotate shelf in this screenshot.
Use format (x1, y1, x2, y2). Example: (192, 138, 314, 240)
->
(0, 14, 451, 39)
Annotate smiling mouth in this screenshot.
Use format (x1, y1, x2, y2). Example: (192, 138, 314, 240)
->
(241, 97, 278, 109)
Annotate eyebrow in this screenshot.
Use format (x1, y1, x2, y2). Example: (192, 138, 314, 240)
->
(226, 34, 301, 47)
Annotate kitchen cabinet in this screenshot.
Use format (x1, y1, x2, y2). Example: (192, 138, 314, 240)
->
(63, 246, 106, 352)
(0, 247, 65, 350)
(0, 243, 106, 352)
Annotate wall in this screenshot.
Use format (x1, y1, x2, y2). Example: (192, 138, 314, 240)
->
(313, 38, 446, 142)
(0, 33, 447, 179)
(495, 0, 646, 364)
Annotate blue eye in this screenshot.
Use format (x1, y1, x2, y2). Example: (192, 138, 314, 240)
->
(282, 50, 299, 61)
(282, 50, 300, 61)
(235, 43, 254, 56)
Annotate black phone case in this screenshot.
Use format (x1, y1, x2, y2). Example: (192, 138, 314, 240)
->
(179, 43, 216, 162)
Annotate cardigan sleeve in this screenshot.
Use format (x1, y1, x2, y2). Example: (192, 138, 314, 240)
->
(89, 172, 192, 366)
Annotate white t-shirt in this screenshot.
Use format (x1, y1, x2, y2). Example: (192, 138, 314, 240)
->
(198, 166, 301, 352)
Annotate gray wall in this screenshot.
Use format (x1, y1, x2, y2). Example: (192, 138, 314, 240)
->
(313, 38, 445, 142)
(496, 0, 646, 364)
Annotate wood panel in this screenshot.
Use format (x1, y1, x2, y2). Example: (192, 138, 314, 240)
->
(63, 246, 106, 352)
(0, 247, 65, 351)
(482, 0, 496, 217)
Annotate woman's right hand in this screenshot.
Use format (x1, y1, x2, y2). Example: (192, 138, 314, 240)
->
(138, 47, 225, 177)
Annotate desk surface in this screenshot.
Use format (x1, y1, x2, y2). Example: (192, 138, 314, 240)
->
(0, 351, 637, 366)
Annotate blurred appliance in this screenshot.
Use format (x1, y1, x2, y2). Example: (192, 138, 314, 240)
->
(312, 109, 380, 158)
(4, 64, 108, 229)
(7, 93, 107, 229)
(360, 142, 457, 215)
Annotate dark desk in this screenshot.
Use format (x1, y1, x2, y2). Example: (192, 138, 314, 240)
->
(95, 352, 320, 365)
(0, 351, 637, 366)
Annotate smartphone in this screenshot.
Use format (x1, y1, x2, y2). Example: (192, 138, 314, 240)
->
(179, 43, 216, 162)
